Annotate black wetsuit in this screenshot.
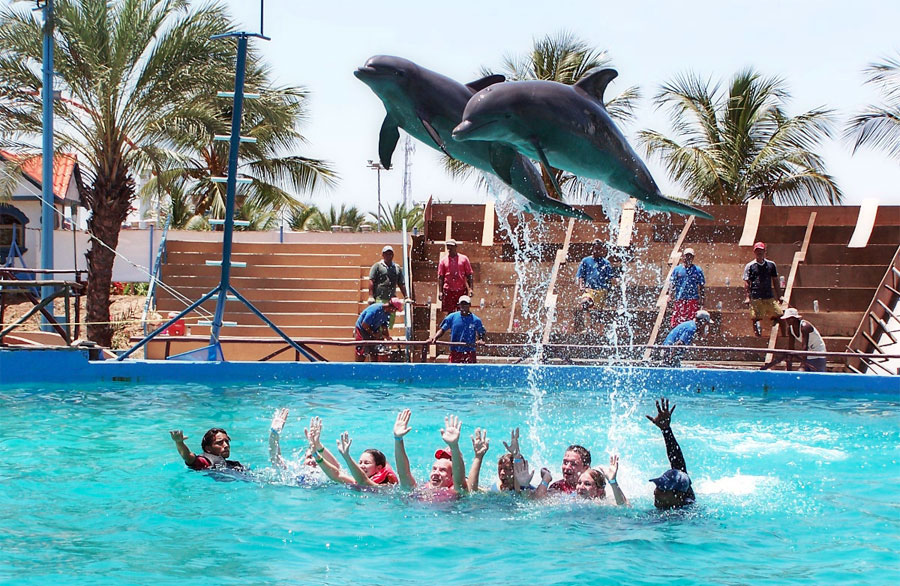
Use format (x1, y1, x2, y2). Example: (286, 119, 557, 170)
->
(662, 427, 696, 505)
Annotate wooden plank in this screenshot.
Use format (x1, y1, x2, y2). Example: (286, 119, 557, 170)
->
(642, 216, 695, 360)
(481, 202, 495, 247)
(507, 281, 519, 333)
(445, 215, 453, 243)
(616, 199, 636, 248)
(738, 199, 763, 246)
(848, 199, 879, 248)
(847, 244, 900, 370)
(541, 218, 576, 343)
(869, 311, 898, 344)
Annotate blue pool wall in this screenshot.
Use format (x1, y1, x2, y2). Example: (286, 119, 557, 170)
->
(1, 347, 896, 396)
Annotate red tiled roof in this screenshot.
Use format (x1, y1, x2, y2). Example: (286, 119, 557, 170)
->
(0, 150, 78, 202)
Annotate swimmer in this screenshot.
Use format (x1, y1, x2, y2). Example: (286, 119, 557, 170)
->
(465, 427, 490, 490)
(303, 416, 389, 486)
(646, 398, 695, 509)
(331, 431, 399, 487)
(575, 455, 628, 505)
(267, 408, 325, 485)
(471, 427, 552, 496)
(170, 427, 245, 471)
(549, 444, 592, 493)
(392, 408, 468, 497)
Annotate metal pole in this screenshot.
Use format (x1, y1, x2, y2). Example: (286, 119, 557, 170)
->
(208, 34, 249, 359)
(376, 166, 381, 231)
(39, 0, 55, 331)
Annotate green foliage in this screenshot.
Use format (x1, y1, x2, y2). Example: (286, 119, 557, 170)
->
(289, 204, 367, 232)
(638, 69, 842, 205)
(845, 53, 900, 160)
(370, 202, 424, 232)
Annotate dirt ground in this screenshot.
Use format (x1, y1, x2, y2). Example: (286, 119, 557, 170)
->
(1, 294, 161, 349)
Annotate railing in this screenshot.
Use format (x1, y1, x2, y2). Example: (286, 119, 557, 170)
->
(846, 244, 900, 374)
(142, 214, 172, 334)
(0, 268, 87, 344)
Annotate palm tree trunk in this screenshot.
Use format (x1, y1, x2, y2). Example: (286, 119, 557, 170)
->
(83, 170, 135, 347)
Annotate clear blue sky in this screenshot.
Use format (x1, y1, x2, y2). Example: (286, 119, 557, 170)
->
(230, 0, 900, 214)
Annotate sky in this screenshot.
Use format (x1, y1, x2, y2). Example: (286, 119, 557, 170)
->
(228, 0, 900, 215)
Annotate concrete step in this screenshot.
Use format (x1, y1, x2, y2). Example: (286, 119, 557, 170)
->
(155, 297, 362, 315)
(161, 263, 360, 279)
(155, 286, 361, 303)
(165, 250, 360, 267)
(159, 274, 361, 291)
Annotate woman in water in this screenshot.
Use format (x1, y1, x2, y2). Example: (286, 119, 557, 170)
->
(306, 416, 398, 487)
(393, 408, 468, 499)
(574, 455, 628, 505)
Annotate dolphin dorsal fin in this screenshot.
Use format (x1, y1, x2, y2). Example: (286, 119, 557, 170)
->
(574, 68, 618, 104)
(466, 74, 505, 93)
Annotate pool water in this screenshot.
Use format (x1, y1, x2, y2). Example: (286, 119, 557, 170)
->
(1, 374, 898, 585)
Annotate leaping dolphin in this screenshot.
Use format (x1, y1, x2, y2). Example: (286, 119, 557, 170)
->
(452, 69, 713, 220)
(354, 55, 592, 221)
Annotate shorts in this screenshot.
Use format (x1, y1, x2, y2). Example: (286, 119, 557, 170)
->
(581, 288, 609, 310)
(354, 327, 378, 358)
(804, 357, 826, 372)
(670, 299, 700, 328)
(750, 298, 783, 321)
(449, 350, 477, 364)
(441, 289, 467, 313)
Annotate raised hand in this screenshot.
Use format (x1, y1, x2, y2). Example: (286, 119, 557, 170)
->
(502, 427, 521, 456)
(169, 430, 187, 443)
(337, 431, 352, 456)
(270, 408, 289, 434)
(305, 416, 324, 449)
(393, 409, 412, 439)
(646, 398, 676, 430)
(471, 428, 489, 458)
(440, 414, 462, 447)
(513, 456, 534, 487)
(602, 454, 619, 482)
(540, 467, 552, 484)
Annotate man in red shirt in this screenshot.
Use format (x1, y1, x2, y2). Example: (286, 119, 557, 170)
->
(437, 239, 473, 313)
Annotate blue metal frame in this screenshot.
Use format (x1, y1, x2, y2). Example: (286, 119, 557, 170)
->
(39, 0, 55, 331)
(117, 31, 317, 363)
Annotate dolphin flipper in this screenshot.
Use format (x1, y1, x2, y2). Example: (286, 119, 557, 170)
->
(379, 116, 400, 169)
(531, 141, 565, 200)
(488, 144, 515, 185)
(418, 115, 453, 159)
(466, 74, 505, 93)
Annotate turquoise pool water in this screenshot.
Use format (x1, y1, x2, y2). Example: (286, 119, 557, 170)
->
(1, 371, 898, 585)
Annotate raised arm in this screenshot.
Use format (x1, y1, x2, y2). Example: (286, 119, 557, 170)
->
(269, 408, 289, 469)
(334, 432, 373, 486)
(169, 430, 198, 466)
(601, 455, 628, 506)
(304, 416, 340, 469)
(393, 409, 416, 489)
(467, 428, 489, 491)
(646, 398, 688, 473)
(441, 415, 468, 493)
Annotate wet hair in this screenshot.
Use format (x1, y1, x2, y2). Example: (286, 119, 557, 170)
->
(586, 469, 606, 492)
(363, 449, 387, 468)
(201, 428, 229, 452)
(497, 453, 514, 470)
(567, 445, 591, 467)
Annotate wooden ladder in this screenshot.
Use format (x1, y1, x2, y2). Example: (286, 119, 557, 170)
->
(846, 244, 900, 374)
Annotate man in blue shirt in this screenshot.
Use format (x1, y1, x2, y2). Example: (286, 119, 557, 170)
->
(354, 298, 402, 362)
(573, 239, 617, 332)
(428, 295, 486, 363)
(667, 248, 705, 328)
(662, 310, 710, 367)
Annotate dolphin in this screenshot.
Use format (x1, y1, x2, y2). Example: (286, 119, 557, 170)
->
(452, 69, 713, 220)
(354, 55, 592, 221)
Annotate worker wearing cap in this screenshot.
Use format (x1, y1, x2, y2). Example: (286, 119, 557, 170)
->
(668, 247, 705, 328)
(369, 245, 410, 328)
(575, 239, 617, 311)
(743, 242, 783, 336)
(662, 310, 710, 367)
(354, 298, 403, 362)
(437, 239, 473, 314)
(762, 307, 827, 372)
(428, 295, 486, 363)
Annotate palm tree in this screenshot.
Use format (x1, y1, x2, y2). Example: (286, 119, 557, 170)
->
(449, 31, 640, 202)
(370, 202, 423, 232)
(306, 204, 367, 232)
(0, 0, 241, 345)
(638, 69, 842, 205)
(288, 203, 321, 231)
(845, 53, 900, 160)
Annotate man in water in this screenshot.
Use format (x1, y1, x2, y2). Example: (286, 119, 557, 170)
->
(646, 398, 695, 509)
(668, 248, 705, 327)
(392, 408, 468, 498)
(761, 307, 828, 372)
(354, 297, 403, 362)
(662, 310, 711, 367)
(428, 295, 487, 363)
(743, 242, 783, 336)
(549, 444, 592, 493)
(170, 427, 245, 471)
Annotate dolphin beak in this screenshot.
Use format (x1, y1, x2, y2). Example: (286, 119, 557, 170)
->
(354, 65, 377, 79)
(452, 120, 477, 140)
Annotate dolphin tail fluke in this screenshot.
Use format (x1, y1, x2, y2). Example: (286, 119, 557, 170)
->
(642, 196, 713, 220)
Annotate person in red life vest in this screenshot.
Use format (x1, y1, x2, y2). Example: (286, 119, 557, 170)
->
(575, 455, 628, 505)
(392, 408, 468, 500)
(548, 444, 591, 493)
(170, 427, 245, 471)
(437, 239, 474, 314)
(427, 295, 486, 363)
(304, 415, 398, 487)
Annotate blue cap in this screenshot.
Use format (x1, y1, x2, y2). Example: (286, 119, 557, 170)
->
(649, 469, 692, 492)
